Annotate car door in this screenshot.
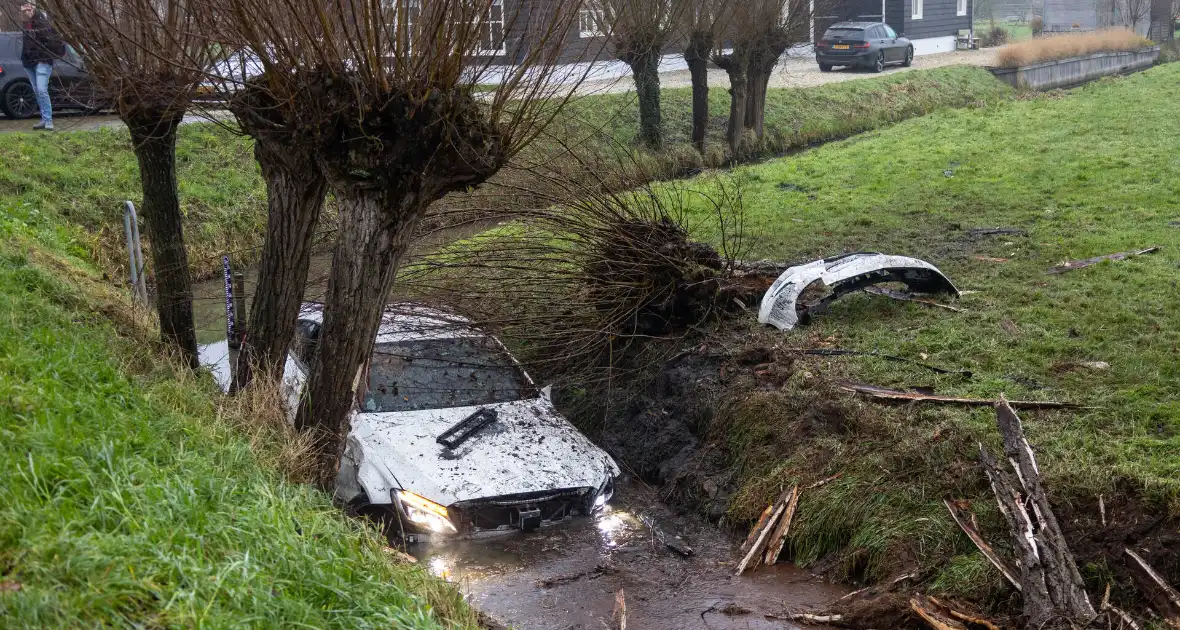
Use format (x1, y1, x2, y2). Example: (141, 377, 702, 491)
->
(51, 45, 97, 110)
(882, 24, 902, 61)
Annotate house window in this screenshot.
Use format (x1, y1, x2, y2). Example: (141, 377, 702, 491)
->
(579, 3, 606, 38)
(957, 0, 967, 16)
(912, 0, 923, 19)
(475, 0, 506, 54)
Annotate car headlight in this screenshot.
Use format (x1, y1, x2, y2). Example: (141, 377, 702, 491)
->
(396, 490, 457, 534)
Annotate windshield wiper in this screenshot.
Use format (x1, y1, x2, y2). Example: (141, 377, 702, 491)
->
(436, 408, 499, 450)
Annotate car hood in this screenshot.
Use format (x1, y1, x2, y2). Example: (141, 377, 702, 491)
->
(343, 398, 620, 507)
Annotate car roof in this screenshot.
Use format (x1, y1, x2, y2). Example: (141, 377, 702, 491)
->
(827, 22, 884, 29)
(298, 302, 481, 344)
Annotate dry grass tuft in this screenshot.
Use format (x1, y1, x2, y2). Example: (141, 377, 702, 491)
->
(214, 373, 318, 483)
(996, 28, 1153, 68)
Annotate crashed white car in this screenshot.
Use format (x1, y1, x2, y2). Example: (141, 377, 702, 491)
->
(201, 304, 620, 538)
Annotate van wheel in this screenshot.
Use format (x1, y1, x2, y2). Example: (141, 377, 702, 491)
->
(902, 46, 914, 67)
(872, 51, 885, 73)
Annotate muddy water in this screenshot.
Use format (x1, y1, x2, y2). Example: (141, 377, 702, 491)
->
(417, 481, 845, 630)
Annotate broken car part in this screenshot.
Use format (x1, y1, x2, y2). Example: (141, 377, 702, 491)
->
(758, 253, 959, 331)
(436, 408, 499, 449)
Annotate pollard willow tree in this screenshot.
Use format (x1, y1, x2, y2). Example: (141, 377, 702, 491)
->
(712, 0, 812, 153)
(43, 0, 218, 368)
(677, 0, 730, 153)
(595, 0, 683, 149)
(216, 0, 593, 486)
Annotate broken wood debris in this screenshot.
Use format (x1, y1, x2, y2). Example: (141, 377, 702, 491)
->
(762, 485, 800, 566)
(838, 381, 1081, 410)
(767, 611, 844, 625)
(972, 256, 1009, 263)
(1047, 247, 1160, 274)
(1124, 548, 1180, 628)
(863, 286, 965, 313)
(1100, 583, 1142, 630)
(806, 474, 841, 490)
(736, 485, 802, 576)
(611, 588, 627, 630)
(968, 227, 1027, 237)
(536, 562, 617, 588)
(638, 514, 694, 558)
(980, 398, 1096, 629)
(803, 348, 972, 378)
(944, 499, 1021, 591)
(910, 594, 1001, 630)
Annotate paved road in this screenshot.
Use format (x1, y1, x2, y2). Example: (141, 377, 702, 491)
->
(0, 110, 232, 134)
(578, 48, 998, 95)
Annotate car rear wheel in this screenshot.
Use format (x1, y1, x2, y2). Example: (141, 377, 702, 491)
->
(818, 62, 832, 72)
(2, 80, 39, 119)
(872, 51, 885, 73)
(902, 46, 914, 67)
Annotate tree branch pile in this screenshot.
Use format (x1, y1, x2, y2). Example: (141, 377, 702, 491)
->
(399, 175, 756, 385)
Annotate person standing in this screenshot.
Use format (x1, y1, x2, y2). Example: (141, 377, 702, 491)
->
(19, 2, 64, 131)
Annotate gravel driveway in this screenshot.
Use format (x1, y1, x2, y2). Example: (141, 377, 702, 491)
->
(578, 48, 998, 95)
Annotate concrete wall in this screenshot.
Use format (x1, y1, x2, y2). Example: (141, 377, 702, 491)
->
(990, 47, 1159, 90)
(912, 35, 958, 53)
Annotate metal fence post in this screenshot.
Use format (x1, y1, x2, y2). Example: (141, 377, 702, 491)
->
(123, 201, 147, 304)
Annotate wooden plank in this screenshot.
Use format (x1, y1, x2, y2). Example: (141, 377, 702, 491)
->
(943, 499, 1021, 591)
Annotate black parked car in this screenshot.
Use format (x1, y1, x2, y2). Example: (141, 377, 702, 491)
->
(815, 22, 913, 73)
(0, 32, 105, 119)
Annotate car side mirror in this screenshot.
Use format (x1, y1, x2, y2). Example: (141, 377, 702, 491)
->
(541, 384, 553, 402)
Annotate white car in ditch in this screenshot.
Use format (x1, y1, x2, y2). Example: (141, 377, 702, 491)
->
(200, 304, 619, 539)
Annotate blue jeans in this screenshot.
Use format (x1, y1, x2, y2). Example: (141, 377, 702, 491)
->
(23, 62, 53, 127)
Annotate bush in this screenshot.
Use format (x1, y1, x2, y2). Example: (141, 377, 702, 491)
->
(980, 26, 1010, 47)
(1031, 16, 1043, 36)
(996, 28, 1153, 67)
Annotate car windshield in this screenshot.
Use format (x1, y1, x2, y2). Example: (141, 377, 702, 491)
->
(362, 337, 534, 413)
(824, 28, 864, 40)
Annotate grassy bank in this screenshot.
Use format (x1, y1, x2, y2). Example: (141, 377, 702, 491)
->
(0, 65, 1010, 283)
(666, 63, 1180, 603)
(0, 219, 475, 626)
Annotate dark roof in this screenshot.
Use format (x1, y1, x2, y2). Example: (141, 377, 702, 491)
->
(826, 21, 884, 29)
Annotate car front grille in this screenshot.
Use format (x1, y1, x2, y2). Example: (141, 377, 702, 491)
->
(450, 488, 593, 532)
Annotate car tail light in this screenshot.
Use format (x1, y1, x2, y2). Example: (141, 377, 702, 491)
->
(853, 42, 871, 48)
(815, 41, 827, 48)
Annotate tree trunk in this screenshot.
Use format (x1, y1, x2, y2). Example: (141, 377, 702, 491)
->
(628, 50, 663, 150)
(684, 32, 713, 154)
(715, 52, 748, 156)
(231, 140, 327, 391)
(127, 114, 198, 369)
(295, 187, 424, 489)
(745, 35, 790, 141)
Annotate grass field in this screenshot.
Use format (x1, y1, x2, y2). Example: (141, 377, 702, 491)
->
(670, 62, 1180, 602)
(0, 66, 1010, 283)
(0, 216, 476, 626)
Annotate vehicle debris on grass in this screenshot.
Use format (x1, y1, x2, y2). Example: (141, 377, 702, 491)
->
(861, 286, 965, 312)
(1046, 247, 1160, 274)
(758, 253, 959, 331)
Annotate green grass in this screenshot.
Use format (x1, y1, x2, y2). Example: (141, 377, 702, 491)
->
(976, 21, 1034, 42)
(0, 65, 1009, 284)
(0, 124, 268, 281)
(0, 224, 475, 626)
(668, 63, 1180, 594)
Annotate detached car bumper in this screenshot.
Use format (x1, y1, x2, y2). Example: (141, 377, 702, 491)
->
(816, 52, 873, 66)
